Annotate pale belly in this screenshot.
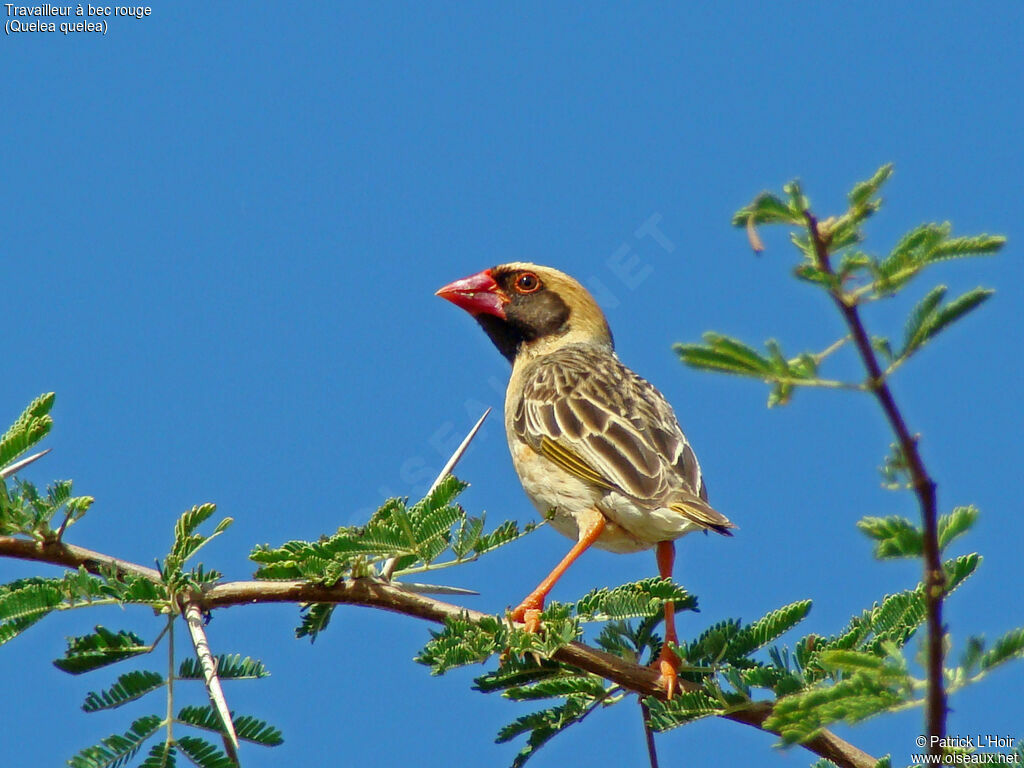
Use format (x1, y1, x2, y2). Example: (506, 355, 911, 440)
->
(510, 441, 702, 554)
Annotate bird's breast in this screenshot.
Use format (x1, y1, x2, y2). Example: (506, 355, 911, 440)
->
(508, 438, 651, 554)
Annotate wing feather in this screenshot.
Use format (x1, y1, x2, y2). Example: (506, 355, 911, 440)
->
(512, 344, 734, 534)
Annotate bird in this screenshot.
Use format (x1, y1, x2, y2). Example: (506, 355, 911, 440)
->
(436, 262, 734, 697)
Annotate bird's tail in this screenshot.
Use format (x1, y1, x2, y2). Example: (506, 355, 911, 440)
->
(668, 492, 736, 536)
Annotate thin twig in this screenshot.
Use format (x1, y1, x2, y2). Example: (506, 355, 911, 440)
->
(803, 210, 946, 755)
(380, 408, 491, 581)
(639, 701, 660, 768)
(0, 535, 878, 768)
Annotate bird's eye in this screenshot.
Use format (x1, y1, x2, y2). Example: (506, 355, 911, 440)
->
(515, 272, 541, 293)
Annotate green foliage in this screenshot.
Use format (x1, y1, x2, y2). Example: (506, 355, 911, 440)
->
(724, 600, 813, 659)
(0, 576, 66, 645)
(496, 692, 610, 768)
(178, 705, 283, 746)
(937, 506, 978, 551)
(162, 504, 232, 591)
(295, 601, 335, 642)
(674, 334, 836, 407)
(859, 507, 979, 560)
(574, 577, 696, 621)
(765, 667, 909, 745)
(975, 628, 1024, 673)
(880, 442, 911, 491)
(178, 654, 270, 681)
(54, 626, 151, 674)
(0, 392, 54, 470)
(175, 737, 236, 768)
(901, 285, 993, 357)
(858, 516, 923, 559)
(643, 690, 727, 730)
(419, 584, 818, 764)
(417, 613, 509, 674)
(68, 714, 163, 768)
(253, 475, 537, 638)
(139, 742, 176, 768)
(253, 475, 531, 584)
(0, 475, 95, 538)
(696, 165, 1006, 411)
(83, 670, 166, 712)
(478, 655, 619, 768)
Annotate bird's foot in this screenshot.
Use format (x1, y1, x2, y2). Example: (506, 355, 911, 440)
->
(654, 645, 680, 700)
(509, 602, 543, 634)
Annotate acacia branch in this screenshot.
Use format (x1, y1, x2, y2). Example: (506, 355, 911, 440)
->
(0, 535, 877, 768)
(803, 210, 946, 754)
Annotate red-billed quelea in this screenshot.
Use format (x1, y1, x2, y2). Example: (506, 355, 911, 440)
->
(437, 263, 735, 697)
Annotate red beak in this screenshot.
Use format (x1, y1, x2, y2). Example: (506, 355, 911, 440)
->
(436, 269, 507, 318)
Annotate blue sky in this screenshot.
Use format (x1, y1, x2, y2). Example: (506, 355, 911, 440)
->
(3, 3, 1021, 766)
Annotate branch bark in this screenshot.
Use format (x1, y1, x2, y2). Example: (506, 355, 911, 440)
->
(803, 210, 946, 755)
(1, 535, 878, 768)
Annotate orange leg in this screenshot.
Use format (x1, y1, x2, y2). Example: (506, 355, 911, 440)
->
(655, 540, 680, 699)
(510, 513, 606, 633)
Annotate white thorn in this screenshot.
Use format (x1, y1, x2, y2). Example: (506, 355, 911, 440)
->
(184, 602, 240, 758)
(380, 408, 492, 581)
(1, 448, 52, 480)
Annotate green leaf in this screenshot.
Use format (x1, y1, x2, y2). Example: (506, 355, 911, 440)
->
(784, 180, 809, 216)
(574, 578, 696, 622)
(0, 392, 55, 469)
(765, 671, 908, 745)
(857, 516, 923, 558)
(178, 654, 269, 681)
(178, 705, 283, 746)
(474, 659, 564, 694)
(725, 600, 812, 659)
(295, 602, 335, 641)
(68, 714, 162, 768)
(0, 577, 64, 645)
(643, 690, 725, 730)
(793, 263, 838, 289)
(472, 519, 536, 556)
(54, 626, 150, 674)
(732, 193, 802, 228)
(848, 164, 893, 210)
(675, 332, 774, 377)
(83, 670, 165, 712)
(928, 233, 1005, 262)
(901, 284, 947, 353)
(139, 742, 176, 768)
(416, 614, 507, 674)
(452, 515, 485, 559)
(497, 696, 597, 768)
(166, 504, 229, 581)
(979, 628, 1024, 672)
(817, 649, 890, 674)
(502, 675, 610, 702)
(944, 552, 981, 593)
(876, 223, 949, 292)
(174, 736, 236, 768)
(902, 286, 993, 356)
(938, 506, 978, 551)
(879, 442, 911, 491)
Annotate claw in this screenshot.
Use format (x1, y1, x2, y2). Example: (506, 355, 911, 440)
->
(509, 602, 543, 634)
(655, 645, 681, 700)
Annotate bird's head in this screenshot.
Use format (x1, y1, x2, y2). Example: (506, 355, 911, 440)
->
(437, 263, 613, 363)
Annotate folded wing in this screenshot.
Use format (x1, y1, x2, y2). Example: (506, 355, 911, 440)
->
(511, 345, 734, 535)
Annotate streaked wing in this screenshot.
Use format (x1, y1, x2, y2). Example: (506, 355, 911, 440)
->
(511, 345, 732, 533)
